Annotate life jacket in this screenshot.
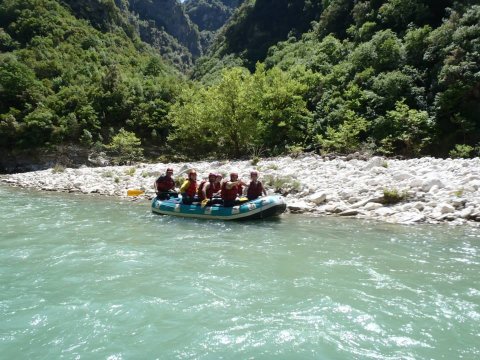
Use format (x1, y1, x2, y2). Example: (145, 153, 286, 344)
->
(183, 179, 197, 197)
(247, 180, 263, 199)
(221, 181, 240, 201)
(156, 175, 175, 192)
(207, 181, 221, 199)
(198, 181, 220, 200)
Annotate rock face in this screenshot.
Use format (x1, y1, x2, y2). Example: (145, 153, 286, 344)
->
(3, 155, 480, 226)
(184, 0, 242, 32)
(128, 0, 202, 57)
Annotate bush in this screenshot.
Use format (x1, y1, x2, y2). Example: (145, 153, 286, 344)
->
(382, 188, 407, 204)
(51, 163, 65, 173)
(125, 167, 136, 176)
(449, 144, 474, 159)
(105, 128, 143, 165)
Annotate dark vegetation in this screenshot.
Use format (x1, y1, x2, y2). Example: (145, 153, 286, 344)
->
(1, 0, 479, 167)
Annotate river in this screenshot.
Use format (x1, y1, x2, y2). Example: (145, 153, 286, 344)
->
(1, 185, 479, 359)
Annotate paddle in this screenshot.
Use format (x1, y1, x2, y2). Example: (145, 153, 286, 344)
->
(127, 189, 145, 196)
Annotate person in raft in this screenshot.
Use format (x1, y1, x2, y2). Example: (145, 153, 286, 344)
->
(180, 169, 198, 205)
(198, 173, 222, 204)
(221, 172, 247, 207)
(154, 167, 177, 200)
(246, 171, 267, 200)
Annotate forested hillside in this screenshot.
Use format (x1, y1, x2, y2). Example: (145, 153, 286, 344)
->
(190, 0, 480, 158)
(1, 0, 479, 170)
(60, 0, 201, 71)
(0, 0, 182, 160)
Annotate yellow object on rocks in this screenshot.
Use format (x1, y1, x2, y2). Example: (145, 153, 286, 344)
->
(127, 189, 144, 196)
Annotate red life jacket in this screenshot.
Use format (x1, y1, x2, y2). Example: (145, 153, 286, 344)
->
(221, 182, 240, 201)
(207, 182, 221, 199)
(183, 179, 197, 197)
(247, 180, 263, 199)
(199, 181, 221, 200)
(156, 175, 175, 192)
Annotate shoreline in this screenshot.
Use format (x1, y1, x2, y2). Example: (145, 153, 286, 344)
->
(2, 155, 480, 226)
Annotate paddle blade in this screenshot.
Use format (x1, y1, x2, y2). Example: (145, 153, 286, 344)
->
(127, 189, 144, 196)
(200, 199, 209, 208)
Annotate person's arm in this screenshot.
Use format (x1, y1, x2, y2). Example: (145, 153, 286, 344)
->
(179, 180, 189, 194)
(203, 183, 210, 199)
(226, 180, 247, 189)
(261, 181, 267, 196)
(225, 181, 236, 190)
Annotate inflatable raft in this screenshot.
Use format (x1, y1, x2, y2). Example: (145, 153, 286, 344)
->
(151, 195, 287, 220)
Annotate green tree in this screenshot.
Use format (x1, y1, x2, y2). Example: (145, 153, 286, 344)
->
(378, 100, 432, 156)
(105, 128, 143, 164)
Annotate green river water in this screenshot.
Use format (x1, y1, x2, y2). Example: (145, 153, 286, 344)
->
(1, 185, 479, 359)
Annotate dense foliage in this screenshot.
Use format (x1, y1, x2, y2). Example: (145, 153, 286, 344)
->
(1, 0, 479, 165)
(194, 0, 480, 157)
(0, 0, 182, 156)
(168, 64, 310, 158)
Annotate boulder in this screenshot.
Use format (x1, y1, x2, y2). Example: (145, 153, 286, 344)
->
(287, 200, 313, 214)
(364, 202, 383, 211)
(437, 203, 455, 214)
(394, 211, 426, 224)
(363, 156, 387, 170)
(375, 207, 396, 217)
(458, 207, 474, 219)
(324, 204, 348, 214)
(421, 175, 445, 192)
(338, 209, 360, 216)
(392, 171, 410, 181)
(308, 192, 327, 205)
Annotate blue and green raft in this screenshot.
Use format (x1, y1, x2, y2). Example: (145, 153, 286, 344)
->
(151, 195, 287, 220)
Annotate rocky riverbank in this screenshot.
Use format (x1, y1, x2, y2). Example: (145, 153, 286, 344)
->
(2, 155, 480, 225)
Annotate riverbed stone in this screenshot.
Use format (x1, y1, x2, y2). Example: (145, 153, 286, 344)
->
(364, 202, 383, 211)
(421, 176, 445, 192)
(375, 207, 396, 217)
(308, 192, 327, 205)
(338, 209, 360, 216)
(437, 203, 455, 214)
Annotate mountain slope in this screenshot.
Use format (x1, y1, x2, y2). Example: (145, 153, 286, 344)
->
(0, 0, 181, 154)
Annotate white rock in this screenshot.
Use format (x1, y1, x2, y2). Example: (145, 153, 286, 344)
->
(394, 211, 426, 224)
(451, 198, 467, 208)
(409, 177, 423, 188)
(375, 207, 396, 217)
(324, 204, 348, 214)
(363, 156, 387, 170)
(338, 209, 360, 216)
(458, 207, 474, 219)
(436, 203, 455, 214)
(308, 192, 327, 205)
(287, 200, 313, 214)
(364, 202, 383, 211)
(412, 202, 425, 211)
(392, 171, 410, 181)
(421, 176, 445, 192)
